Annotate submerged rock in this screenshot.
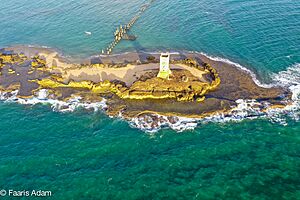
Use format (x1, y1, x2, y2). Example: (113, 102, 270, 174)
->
(0, 47, 292, 132)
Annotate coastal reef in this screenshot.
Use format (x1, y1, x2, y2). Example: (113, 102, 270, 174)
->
(35, 59, 220, 103)
(0, 47, 292, 129)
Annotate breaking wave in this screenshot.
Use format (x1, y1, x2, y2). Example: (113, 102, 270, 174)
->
(0, 89, 107, 113)
(272, 63, 300, 119)
(0, 47, 299, 132)
(197, 51, 275, 88)
(130, 63, 300, 132)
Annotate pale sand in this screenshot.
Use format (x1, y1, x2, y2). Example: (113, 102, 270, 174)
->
(2, 45, 290, 118)
(59, 63, 208, 86)
(6, 46, 208, 86)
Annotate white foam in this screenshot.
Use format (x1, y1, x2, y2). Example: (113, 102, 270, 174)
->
(271, 63, 300, 120)
(1, 48, 299, 132)
(192, 53, 300, 123)
(21, 44, 52, 49)
(95, 49, 277, 89)
(0, 89, 107, 113)
(202, 64, 300, 126)
(129, 92, 298, 132)
(130, 114, 199, 133)
(131, 102, 261, 132)
(103, 60, 300, 132)
(196, 51, 275, 88)
(37, 89, 48, 100)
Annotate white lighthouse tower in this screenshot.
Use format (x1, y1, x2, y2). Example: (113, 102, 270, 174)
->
(157, 53, 172, 79)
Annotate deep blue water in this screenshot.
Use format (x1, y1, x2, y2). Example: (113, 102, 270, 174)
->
(0, 0, 300, 199)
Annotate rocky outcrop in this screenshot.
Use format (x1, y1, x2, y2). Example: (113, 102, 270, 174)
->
(36, 60, 221, 102)
(0, 48, 291, 122)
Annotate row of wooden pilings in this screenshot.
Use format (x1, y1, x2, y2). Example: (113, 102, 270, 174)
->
(101, 0, 155, 55)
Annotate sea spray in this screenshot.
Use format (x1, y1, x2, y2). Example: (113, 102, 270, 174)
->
(0, 54, 299, 132)
(0, 89, 107, 113)
(130, 63, 300, 132)
(130, 114, 198, 133)
(197, 51, 275, 89)
(272, 63, 300, 121)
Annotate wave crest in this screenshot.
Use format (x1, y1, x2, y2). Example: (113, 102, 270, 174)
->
(0, 89, 107, 113)
(0, 48, 299, 132)
(130, 63, 300, 132)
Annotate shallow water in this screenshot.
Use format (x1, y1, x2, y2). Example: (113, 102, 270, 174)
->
(1, 0, 299, 75)
(0, 0, 300, 199)
(0, 103, 299, 199)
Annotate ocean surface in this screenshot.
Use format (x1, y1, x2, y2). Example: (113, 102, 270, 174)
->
(0, 0, 300, 199)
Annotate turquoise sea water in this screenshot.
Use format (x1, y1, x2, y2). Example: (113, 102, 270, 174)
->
(0, 0, 300, 199)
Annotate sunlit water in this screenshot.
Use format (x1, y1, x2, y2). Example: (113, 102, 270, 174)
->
(0, 0, 300, 199)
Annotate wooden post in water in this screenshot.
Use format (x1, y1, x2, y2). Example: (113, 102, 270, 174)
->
(101, 0, 155, 55)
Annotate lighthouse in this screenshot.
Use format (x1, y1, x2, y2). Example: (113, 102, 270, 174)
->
(157, 53, 172, 79)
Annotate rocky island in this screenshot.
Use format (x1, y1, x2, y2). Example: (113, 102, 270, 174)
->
(0, 46, 292, 131)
